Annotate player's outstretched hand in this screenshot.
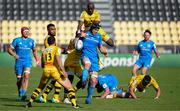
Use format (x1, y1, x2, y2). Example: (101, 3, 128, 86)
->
(104, 52, 108, 57)
(14, 54, 19, 60)
(36, 58, 41, 67)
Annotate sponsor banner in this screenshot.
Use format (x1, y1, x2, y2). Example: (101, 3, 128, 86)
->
(0, 53, 180, 67)
(99, 54, 155, 67)
(98, 54, 180, 68)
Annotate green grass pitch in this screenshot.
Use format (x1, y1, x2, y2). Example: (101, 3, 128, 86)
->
(0, 66, 180, 111)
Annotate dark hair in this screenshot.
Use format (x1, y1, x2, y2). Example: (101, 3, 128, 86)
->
(96, 83, 104, 93)
(90, 23, 101, 31)
(144, 29, 151, 35)
(47, 23, 55, 30)
(47, 36, 56, 45)
(142, 75, 151, 86)
(87, 2, 94, 8)
(21, 27, 29, 34)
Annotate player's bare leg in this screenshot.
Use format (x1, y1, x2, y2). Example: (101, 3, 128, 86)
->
(16, 74, 22, 97)
(57, 78, 80, 109)
(141, 67, 148, 75)
(132, 64, 139, 77)
(26, 76, 48, 108)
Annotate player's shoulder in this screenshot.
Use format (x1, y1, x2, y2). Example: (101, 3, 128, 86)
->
(136, 75, 144, 79)
(86, 31, 91, 36)
(81, 10, 87, 15)
(13, 37, 21, 40)
(45, 35, 55, 40)
(150, 75, 156, 81)
(96, 32, 102, 38)
(139, 40, 144, 43)
(52, 45, 60, 50)
(137, 40, 143, 46)
(94, 9, 100, 14)
(13, 37, 26, 42)
(47, 46, 60, 52)
(149, 40, 155, 44)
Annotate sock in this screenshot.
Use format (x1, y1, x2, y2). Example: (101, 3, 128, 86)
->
(17, 78, 22, 96)
(19, 89, 23, 97)
(53, 82, 61, 99)
(76, 79, 83, 90)
(82, 69, 88, 82)
(117, 89, 123, 95)
(73, 86, 78, 92)
(21, 89, 27, 96)
(68, 75, 74, 83)
(87, 85, 95, 98)
(42, 81, 54, 99)
(16, 78, 22, 91)
(19, 89, 27, 96)
(29, 88, 41, 103)
(67, 88, 77, 106)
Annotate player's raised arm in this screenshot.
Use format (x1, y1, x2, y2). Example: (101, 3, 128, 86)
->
(99, 27, 114, 47)
(99, 45, 108, 57)
(105, 38, 114, 47)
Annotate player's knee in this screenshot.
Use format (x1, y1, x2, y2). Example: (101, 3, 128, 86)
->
(84, 64, 91, 69)
(24, 74, 30, 80)
(83, 59, 91, 69)
(90, 72, 98, 86)
(132, 68, 138, 75)
(142, 68, 148, 75)
(24, 70, 30, 75)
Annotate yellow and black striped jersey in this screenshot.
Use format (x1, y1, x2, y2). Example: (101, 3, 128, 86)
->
(42, 45, 61, 68)
(129, 75, 159, 91)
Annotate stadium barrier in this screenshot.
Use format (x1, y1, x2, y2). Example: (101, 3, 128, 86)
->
(0, 53, 180, 68)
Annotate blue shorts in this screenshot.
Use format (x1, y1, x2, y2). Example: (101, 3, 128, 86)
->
(81, 56, 99, 72)
(15, 60, 32, 75)
(135, 58, 152, 69)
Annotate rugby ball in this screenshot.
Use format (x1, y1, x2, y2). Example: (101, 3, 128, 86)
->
(106, 94, 114, 99)
(75, 39, 83, 51)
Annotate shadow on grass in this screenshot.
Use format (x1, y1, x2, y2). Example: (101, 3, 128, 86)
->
(2, 103, 71, 109)
(77, 95, 100, 98)
(0, 97, 26, 102)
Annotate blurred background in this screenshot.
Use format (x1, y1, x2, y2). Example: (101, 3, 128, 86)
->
(0, 0, 180, 54)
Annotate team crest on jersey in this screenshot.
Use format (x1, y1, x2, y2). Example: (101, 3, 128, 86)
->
(147, 44, 151, 48)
